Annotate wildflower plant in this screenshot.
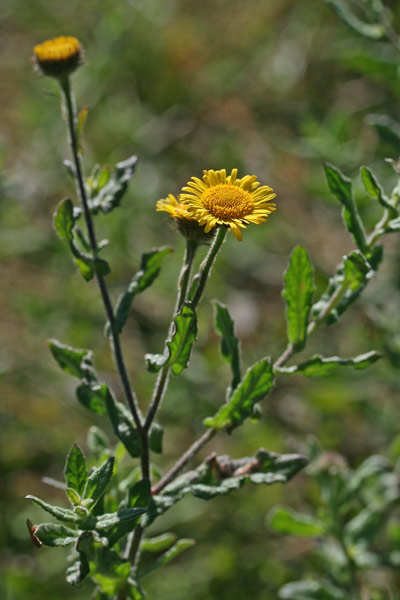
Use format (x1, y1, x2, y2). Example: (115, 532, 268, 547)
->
(27, 31, 400, 599)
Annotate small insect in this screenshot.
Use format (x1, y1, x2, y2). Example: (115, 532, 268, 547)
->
(26, 519, 43, 548)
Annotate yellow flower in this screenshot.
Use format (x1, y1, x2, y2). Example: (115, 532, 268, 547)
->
(180, 168, 276, 241)
(33, 36, 82, 78)
(156, 194, 194, 221)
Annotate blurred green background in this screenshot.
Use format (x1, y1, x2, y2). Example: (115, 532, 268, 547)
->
(2, 0, 400, 598)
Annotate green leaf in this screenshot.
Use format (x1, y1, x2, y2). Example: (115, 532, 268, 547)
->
(114, 247, 172, 334)
(345, 455, 392, 497)
(276, 351, 381, 377)
(269, 506, 325, 537)
(282, 246, 315, 351)
(54, 198, 74, 241)
(105, 482, 150, 546)
(326, 0, 385, 40)
(66, 557, 90, 587)
(138, 539, 195, 579)
(324, 163, 367, 252)
(141, 533, 177, 553)
(360, 166, 395, 212)
(385, 216, 400, 232)
(83, 457, 114, 509)
(145, 450, 307, 525)
(166, 302, 198, 376)
(88, 155, 137, 214)
(77, 105, 89, 149)
(311, 250, 375, 325)
(105, 389, 142, 457)
(128, 479, 151, 509)
(204, 357, 275, 431)
(345, 506, 386, 543)
(213, 300, 241, 395)
(146, 302, 197, 376)
(65, 487, 81, 506)
(87, 426, 111, 458)
(26, 495, 79, 523)
(93, 508, 146, 531)
(64, 444, 87, 496)
(367, 114, 400, 147)
(149, 423, 163, 454)
(34, 523, 78, 547)
(47, 339, 95, 380)
(76, 383, 108, 415)
(279, 579, 348, 599)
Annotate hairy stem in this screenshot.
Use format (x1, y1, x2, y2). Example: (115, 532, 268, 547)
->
(152, 428, 217, 494)
(189, 227, 227, 306)
(59, 77, 142, 433)
(144, 239, 198, 433)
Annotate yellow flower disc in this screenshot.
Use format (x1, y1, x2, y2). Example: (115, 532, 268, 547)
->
(180, 169, 276, 241)
(33, 36, 82, 78)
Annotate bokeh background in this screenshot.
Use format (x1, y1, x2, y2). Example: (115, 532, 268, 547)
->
(2, 0, 400, 598)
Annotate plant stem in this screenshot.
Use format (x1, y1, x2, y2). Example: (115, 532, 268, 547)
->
(152, 428, 217, 494)
(189, 227, 227, 307)
(123, 239, 199, 576)
(59, 77, 142, 433)
(125, 229, 227, 576)
(144, 239, 198, 433)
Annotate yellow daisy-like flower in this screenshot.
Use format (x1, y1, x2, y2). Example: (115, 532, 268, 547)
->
(33, 36, 83, 78)
(156, 194, 194, 221)
(180, 168, 276, 241)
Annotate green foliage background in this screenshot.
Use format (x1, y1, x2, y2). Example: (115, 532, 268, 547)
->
(1, 0, 400, 598)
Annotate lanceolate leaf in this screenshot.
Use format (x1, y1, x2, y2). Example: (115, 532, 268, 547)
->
(204, 357, 275, 431)
(141, 533, 177, 553)
(276, 350, 381, 377)
(279, 579, 348, 600)
(282, 246, 315, 351)
(146, 302, 197, 376)
(54, 198, 74, 241)
(213, 301, 241, 395)
(360, 166, 395, 212)
(105, 482, 150, 546)
(269, 506, 325, 537)
(64, 444, 88, 496)
(92, 508, 146, 531)
(47, 340, 96, 380)
(76, 383, 109, 415)
(166, 302, 197, 376)
(311, 250, 377, 325)
(324, 163, 368, 253)
(34, 523, 78, 547)
(114, 247, 172, 334)
(138, 539, 195, 579)
(145, 449, 307, 525)
(83, 457, 114, 509)
(26, 495, 79, 523)
(105, 389, 142, 457)
(128, 479, 151, 509)
(88, 155, 137, 214)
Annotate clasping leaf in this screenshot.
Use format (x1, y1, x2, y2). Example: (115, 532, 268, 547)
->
(204, 357, 275, 431)
(282, 246, 315, 352)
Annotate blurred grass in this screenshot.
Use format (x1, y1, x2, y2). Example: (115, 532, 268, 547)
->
(2, 0, 400, 598)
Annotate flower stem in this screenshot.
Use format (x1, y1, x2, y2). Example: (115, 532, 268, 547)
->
(144, 239, 198, 433)
(59, 77, 142, 434)
(189, 227, 227, 307)
(152, 428, 217, 495)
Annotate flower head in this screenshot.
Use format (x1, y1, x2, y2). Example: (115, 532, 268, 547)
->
(180, 168, 276, 241)
(33, 36, 83, 78)
(156, 194, 194, 221)
(156, 194, 214, 243)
